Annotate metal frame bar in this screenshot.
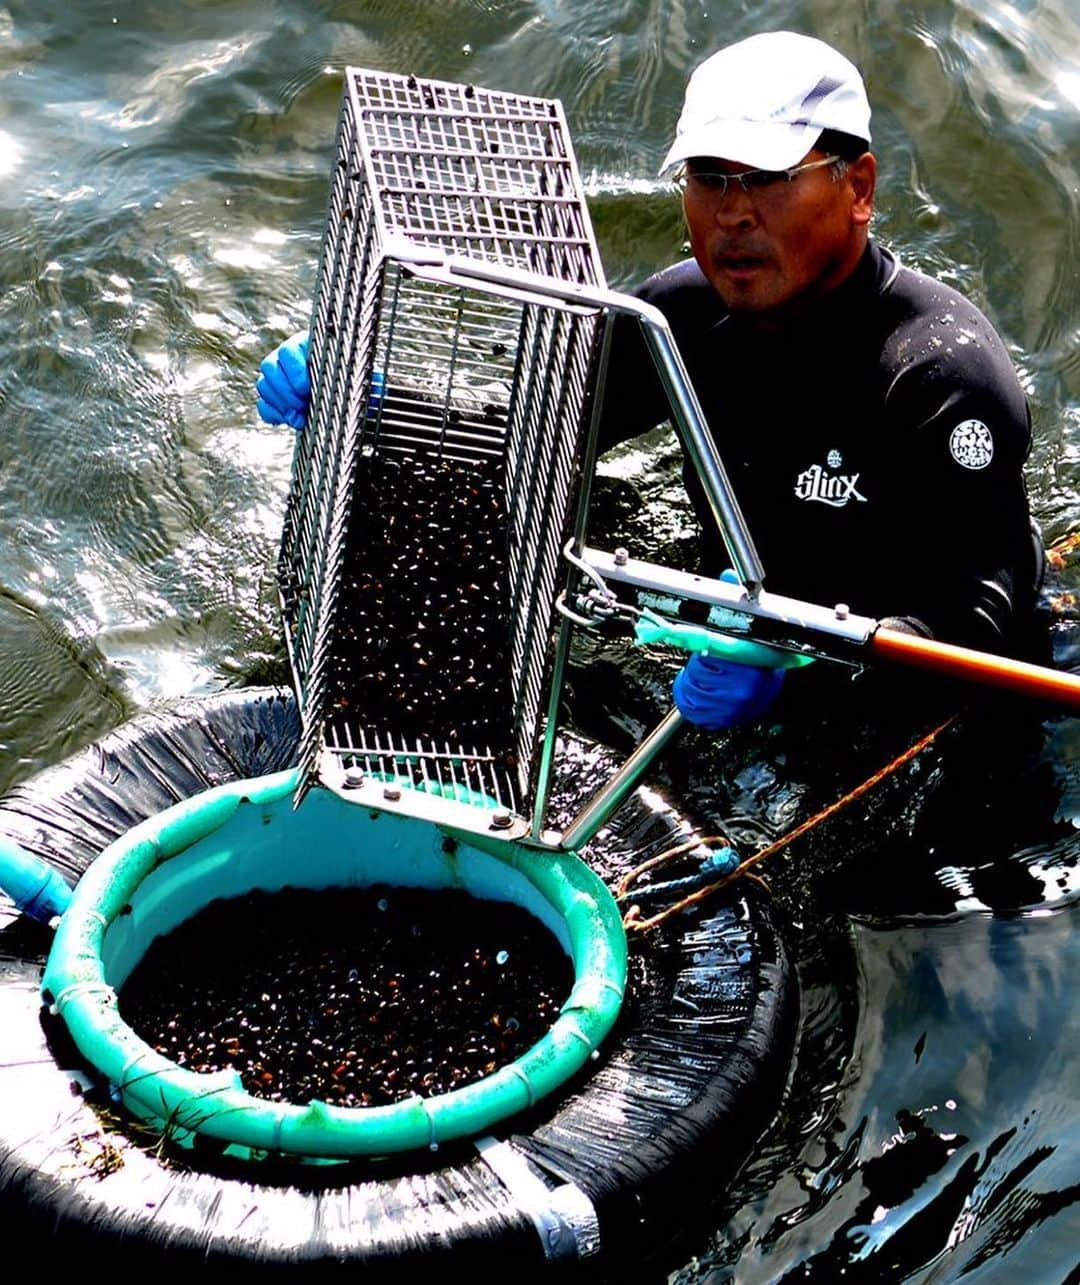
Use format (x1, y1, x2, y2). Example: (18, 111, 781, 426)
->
(583, 549, 876, 649)
(383, 239, 766, 593)
(528, 312, 617, 840)
(559, 710, 686, 853)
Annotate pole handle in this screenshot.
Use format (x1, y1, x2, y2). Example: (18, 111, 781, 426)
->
(871, 626, 1080, 709)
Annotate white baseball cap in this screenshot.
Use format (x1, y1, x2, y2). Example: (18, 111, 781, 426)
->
(660, 31, 871, 176)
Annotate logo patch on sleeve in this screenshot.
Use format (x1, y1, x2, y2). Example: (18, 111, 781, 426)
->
(949, 419, 994, 470)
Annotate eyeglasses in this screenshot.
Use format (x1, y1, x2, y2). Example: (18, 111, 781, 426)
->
(673, 155, 842, 200)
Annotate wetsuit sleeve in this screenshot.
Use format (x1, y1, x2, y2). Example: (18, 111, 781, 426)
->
(596, 261, 725, 454)
(880, 307, 1039, 651)
(595, 302, 673, 454)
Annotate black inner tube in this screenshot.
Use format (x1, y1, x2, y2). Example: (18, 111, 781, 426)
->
(0, 688, 796, 1279)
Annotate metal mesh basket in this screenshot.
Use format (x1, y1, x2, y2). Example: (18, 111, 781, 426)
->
(278, 69, 607, 819)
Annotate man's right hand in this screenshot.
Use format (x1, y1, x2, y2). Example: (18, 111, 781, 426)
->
(256, 331, 310, 430)
(673, 652, 785, 730)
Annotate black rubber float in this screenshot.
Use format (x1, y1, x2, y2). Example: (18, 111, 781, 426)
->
(0, 688, 796, 1277)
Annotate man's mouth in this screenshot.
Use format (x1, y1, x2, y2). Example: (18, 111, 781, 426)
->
(715, 252, 768, 275)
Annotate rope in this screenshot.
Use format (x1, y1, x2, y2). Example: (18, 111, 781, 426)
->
(622, 714, 957, 934)
(615, 834, 732, 901)
(1047, 530, 1080, 571)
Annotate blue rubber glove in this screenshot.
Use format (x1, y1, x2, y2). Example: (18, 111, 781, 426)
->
(672, 569, 786, 730)
(674, 653, 785, 730)
(256, 331, 310, 430)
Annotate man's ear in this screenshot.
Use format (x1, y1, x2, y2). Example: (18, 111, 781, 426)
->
(849, 152, 876, 227)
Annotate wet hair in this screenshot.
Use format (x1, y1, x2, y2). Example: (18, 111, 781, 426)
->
(816, 129, 871, 162)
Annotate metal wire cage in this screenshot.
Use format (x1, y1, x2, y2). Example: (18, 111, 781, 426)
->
(278, 69, 608, 817)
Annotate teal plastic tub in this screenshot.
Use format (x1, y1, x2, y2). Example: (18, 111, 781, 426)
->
(42, 769, 627, 1161)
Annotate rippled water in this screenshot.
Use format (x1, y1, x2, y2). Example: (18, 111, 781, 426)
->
(0, 1, 1077, 1279)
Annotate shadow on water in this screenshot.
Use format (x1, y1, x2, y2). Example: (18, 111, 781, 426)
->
(0, 587, 129, 792)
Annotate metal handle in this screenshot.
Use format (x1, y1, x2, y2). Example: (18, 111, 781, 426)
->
(385, 239, 766, 593)
(558, 709, 685, 852)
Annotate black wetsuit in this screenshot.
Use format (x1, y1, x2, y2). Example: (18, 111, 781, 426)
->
(600, 240, 1043, 653)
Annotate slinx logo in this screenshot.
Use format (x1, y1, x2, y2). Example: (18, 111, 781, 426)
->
(794, 453, 868, 507)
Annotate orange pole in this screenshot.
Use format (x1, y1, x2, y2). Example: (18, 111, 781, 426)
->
(871, 626, 1080, 709)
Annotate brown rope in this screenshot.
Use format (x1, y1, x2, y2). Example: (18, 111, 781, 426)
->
(623, 713, 957, 933)
(615, 832, 732, 900)
(1047, 530, 1080, 570)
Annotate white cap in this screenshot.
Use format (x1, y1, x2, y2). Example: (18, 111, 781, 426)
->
(660, 31, 871, 176)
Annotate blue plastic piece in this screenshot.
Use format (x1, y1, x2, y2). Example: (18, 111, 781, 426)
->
(367, 368, 385, 418)
(0, 836, 72, 924)
(702, 845, 740, 875)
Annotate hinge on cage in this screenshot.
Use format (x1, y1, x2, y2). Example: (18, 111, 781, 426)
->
(555, 540, 629, 629)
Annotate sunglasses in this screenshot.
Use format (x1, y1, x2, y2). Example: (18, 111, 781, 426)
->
(673, 155, 843, 199)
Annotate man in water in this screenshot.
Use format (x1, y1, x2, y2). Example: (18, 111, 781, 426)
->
(587, 33, 1059, 902)
(594, 31, 1044, 728)
(257, 31, 1045, 732)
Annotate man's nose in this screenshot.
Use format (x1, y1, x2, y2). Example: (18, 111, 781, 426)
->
(713, 184, 758, 227)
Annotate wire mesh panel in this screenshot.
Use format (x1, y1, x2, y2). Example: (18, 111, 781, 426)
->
(355, 71, 600, 280)
(278, 69, 606, 815)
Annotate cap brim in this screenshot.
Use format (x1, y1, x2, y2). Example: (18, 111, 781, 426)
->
(659, 119, 822, 176)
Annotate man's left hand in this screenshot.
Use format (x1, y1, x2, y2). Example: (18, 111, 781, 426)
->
(256, 331, 310, 430)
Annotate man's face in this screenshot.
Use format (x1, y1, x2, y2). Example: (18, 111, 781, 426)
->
(680, 148, 876, 320)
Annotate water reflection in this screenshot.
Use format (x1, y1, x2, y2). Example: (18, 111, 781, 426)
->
(699, 912, 1080, 1283)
